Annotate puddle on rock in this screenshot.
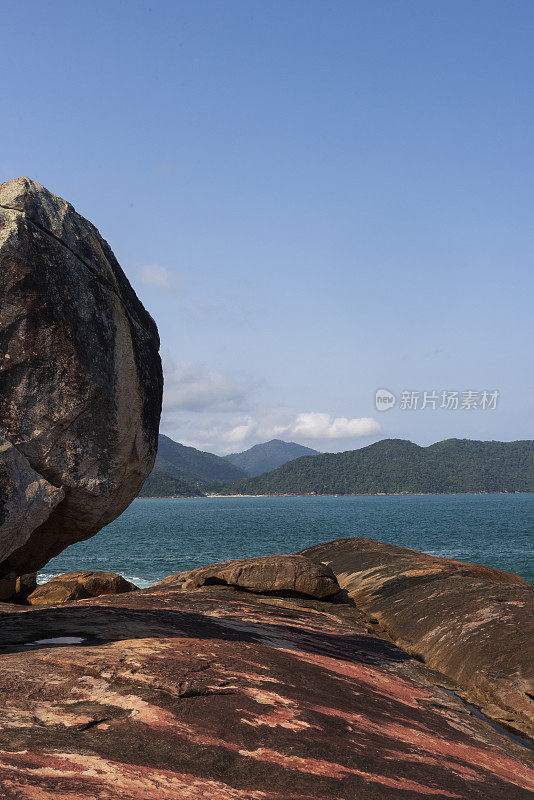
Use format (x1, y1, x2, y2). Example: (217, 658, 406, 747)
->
(26, 636, 86, 646)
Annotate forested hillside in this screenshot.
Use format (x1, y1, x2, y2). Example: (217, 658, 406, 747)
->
(216, 439, 534, 495)
(138, 470, 204, 498)
(155, 434, 247, 485)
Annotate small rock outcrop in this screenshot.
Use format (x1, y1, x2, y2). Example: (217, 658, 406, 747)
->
(27, 571, 138, 606)
(13, 573, 38, 603)
(0, 178, 163, 577)
(0, 572, 37, 603)
(151, 554, 340, 599)
(300, 537, 534, 733)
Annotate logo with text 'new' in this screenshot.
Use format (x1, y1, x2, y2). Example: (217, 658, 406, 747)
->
(375, 389, 396, 411)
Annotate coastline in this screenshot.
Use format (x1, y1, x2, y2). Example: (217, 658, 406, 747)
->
(138, 490, 531, 499)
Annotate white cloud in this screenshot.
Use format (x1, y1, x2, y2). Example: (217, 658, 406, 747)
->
(222, 419, 258, 443)
(292, 412, 381, 439)
(140, 263, 174, 290)
(161, 416, 256, 451)
(163, 359, 248, 413)
(161, 405, 382, 454)
(158, 354, 382, 451)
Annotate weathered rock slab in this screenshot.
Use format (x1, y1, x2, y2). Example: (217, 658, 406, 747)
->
(300, 537, 534, 734)
(152, 554, 340, 598)
(0, 585, 532, 799)
(27, 570, 138, 606)
(0, 178, 163, 577)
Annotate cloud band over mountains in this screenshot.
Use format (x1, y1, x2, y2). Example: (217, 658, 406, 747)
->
(161, 359, 381, 453)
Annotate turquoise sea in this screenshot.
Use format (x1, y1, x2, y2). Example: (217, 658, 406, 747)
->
(38, 494, 533, 587)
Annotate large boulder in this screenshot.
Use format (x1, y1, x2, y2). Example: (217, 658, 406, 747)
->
(0, 178, 162, 577)
(152, 554, 340, 599)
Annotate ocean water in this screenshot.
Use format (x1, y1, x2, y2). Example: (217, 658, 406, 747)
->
(38, 494, 533, 588)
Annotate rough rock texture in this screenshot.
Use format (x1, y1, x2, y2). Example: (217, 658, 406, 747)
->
(152, 554, 340, 598)
(0, 572, 37, 604)
(300, 538, 534, 734)
(0, 576, 16, 602)
(0, 178, 163, 577)
(0, 584, 532, 799)
(12, 573, 37, 603)
(0, 435, 64, 566)
(27, 571, 138, 606)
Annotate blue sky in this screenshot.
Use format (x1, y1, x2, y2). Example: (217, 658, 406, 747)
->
(3, 1, 533, 453)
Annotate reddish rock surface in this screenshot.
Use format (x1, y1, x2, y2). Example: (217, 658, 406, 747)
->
(0, 582, 532, 799)
(300, 538, 534, 735)
(27, 571, 138, 606)
(153, 554, 339, 598)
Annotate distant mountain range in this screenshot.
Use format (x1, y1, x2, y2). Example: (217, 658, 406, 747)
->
(225, 439, 320, 476)
(216, 439, 534, 495)
(138, 434, 247, 497)
(138, 436, 534, 498)
(138, 435, 320, 496)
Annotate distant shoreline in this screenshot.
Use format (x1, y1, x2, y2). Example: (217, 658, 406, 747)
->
(207, 491, 530, 498)
(137, 490, 531, 500)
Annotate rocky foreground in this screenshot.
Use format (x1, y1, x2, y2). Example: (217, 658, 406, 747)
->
(0, 542, 532, 799)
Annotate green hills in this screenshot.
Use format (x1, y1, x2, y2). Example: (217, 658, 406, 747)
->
(138, 437, 534, 498)
(138, 470, 203, 498)
(225, 439, 320, 476)
(138, 435, 319, 496)
(153, 434, 247, 486)
(138, 434, 248, 497)
(216, 438, 534, 495)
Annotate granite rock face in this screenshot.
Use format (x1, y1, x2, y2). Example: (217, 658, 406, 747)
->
(27, 571, 138, 606)
(300, 537, 534, 735)
(0, 178, 163, 576)
(152, 554, 340, 598)
(0, 436, 64, 567)
(0, 583, 532, 799)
